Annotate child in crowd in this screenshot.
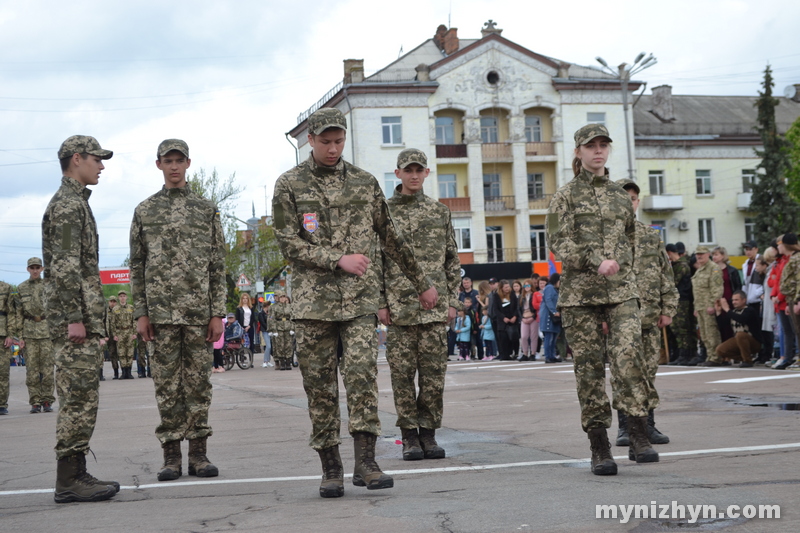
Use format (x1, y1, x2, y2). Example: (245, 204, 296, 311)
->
(454, 309, 472, 361)
(480, 308, 497, 360)
(463, 296, 482, 360)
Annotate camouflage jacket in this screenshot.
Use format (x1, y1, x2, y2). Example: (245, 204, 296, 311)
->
(42, 176, 106, 337)
(268, 302, 293, 332)
(129, 185, 226, 326)
(546, 168, 638, 307)
(14, 277, 49, 339)
(382, 186, 461, 325)
(692, 260, 723, 309)
(103, 304, 114, 339)
(110, 303, 135, 337)
(779, 252, 800, 304)
(272, 155, 431, 321)
(673, 255, 693, 301)
(633, 222, 678, 327)
(0, 281, 13, 338)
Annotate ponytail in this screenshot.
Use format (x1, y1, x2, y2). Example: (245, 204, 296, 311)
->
(572, 155, 582, 177)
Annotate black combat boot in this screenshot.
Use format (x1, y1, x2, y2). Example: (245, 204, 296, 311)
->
(112, 368, 119, 380)
(125, 367, 135, 379)
(615, 411, 629, 446)
(99, 368, 105, 381)
(400, 428, 424, 461)
(188, 437, 218, 477)
(647, 410, 670, 444)
(418, 428, 446, 459)
(352, 432, 393, 489)
(588, 428, 617, 475)
(54, 454, 117, 503)
(317, 445, 344, 498)
(157, 440, 182, 481)
(628, 416, 659, 463)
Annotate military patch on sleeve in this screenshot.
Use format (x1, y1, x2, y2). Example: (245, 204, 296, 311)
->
(273, 203, 285, 230)
(61, 224, 72, 250)
(546, 213, 559, 235)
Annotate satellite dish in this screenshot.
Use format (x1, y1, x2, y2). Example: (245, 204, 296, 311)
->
(785, 85, 797, 99)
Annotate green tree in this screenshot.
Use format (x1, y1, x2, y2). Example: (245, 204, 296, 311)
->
(786, 116, 800, 202)
(750, 65, 800, 246)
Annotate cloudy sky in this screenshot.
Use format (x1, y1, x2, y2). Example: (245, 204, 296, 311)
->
(2, 0, 799, 284)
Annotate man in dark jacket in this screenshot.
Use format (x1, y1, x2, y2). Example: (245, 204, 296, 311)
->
(708, 290, 761, 368)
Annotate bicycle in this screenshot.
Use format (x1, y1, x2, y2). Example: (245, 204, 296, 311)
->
(222, 340, 253, 370)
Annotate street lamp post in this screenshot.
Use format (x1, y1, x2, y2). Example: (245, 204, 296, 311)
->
(596, 52, 657, 181)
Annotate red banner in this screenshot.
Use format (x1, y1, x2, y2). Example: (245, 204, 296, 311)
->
(100, 268, 130, 285)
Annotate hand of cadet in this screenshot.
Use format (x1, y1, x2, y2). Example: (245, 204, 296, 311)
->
(448, 307, 457, 321)
(3, 336, 15, 348)
(206, 316, 224, 343)
(657, 315, 673, 328)
(67, 322, 87, 344)
(99, 338, 107, 347)
(419, 286, 439, 310)
(337, 254, 370, 276)
(719, 298, 730, 313)
(706, 306, 716, 316)
(137, 316, 155, 342)
(377, 308, 392, 326)
(597, 260, 620, 277)
(113, 335, 119, 341)
(601, 321, 608, 335)
(131, 333, 137, 340)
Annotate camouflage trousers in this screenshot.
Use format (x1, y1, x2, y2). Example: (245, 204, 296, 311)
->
(641, 327, 662, 408)
(117, 333, 135, 368)
(696, 309, 721, 362)
(106, 339, 119, 371)
(272, 330, 294, 366)
(385, 322, 448, 430)
(0, 338, 9, 409)
(25, 337, 55, 406)
(671, 300, 696, 350)
(294, 316, 380, 451)
(563, 299, 653, 432)
(151, 324, 213, 445)
(54, 335, 103, 459)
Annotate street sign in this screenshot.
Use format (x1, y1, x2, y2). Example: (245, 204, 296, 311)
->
(236, 273, 251, 288)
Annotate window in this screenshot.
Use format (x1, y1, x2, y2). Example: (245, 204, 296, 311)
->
(649, 170, 665, 195)
(527, 173, 544, 200)
(696, 170, 712, 195)
(438, 174, 457, 198)
(530, 224, 547, 261)
(480, 117, 498, 143)
(742, 169, 757, 193)
(586, 112, 606, 125)
(650, 220, 667, 243)
(383, 172, 401, 196)
(381, 116, 402, 145)
(483, 173, 501, 198)
(486, 226, 504, 263)
(698, 218, 715, 244)
(435, 116, 455, 145)
(452, 218, 472, 251)
(744, 217, 756, 243)
(524, 116, 542, 142)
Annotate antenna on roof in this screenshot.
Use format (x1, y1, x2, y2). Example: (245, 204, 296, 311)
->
(398, 45, 403, 58)
(448, 0, 452, 27)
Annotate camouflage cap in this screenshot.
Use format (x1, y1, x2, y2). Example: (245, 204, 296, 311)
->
(27, 257, 43, 267)
(308, 108, 347, 135)
(157, 139, 189, 158)
(397, 148, 428, 169)
(108, 296, 118, 302)
(58, 135, 113, 160)
(118, 290, 128, 296)
(615, 178, 640, 195)
(273, 289, 285, 298)
(574, 124, 613, 146)
(695, 245, 711, 254)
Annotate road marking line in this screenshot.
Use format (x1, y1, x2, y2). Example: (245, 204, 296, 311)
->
(656, 368, 734, 376)
(498, 366, 561, 372)
(708, 374, 800, 383)
(4, 442, 798, 497)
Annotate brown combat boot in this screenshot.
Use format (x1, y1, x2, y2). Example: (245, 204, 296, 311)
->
(317, 445, 344, 498)
(352, 432, 393, 490)
(400, 428, 424, 461)
(418, 428, 446, 459)
(587, 428, 618, 475)
(628, 415, 660, 463)
(76, 453, 120, 492)
(188, 437, 219, 477)
(157, 440, 182, 481)
(54, 454, 117, 503)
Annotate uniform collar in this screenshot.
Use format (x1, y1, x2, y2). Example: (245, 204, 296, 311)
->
(578, 167, 609, 185)
(62, 176, 92, 200)
(391, 184, 425, 204)
(162, 185, 190, 197)
(307, 154, 344, 177)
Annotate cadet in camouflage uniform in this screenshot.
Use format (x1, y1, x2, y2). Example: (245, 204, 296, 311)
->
(43, 135, 118, 503)
(666, 243, 696, 365)
(379, 148, 461, 461)
(130, 139, 226, 482)
(547, 124, 658, 477)
(1, 281, 15, 415)
(104, 296, 120, 379)
(110, 290, 137, 379)
(692, 246, 723, 365)
(616, 180, 678, 447)
(14, 257, 56, 413)
(273, 108, 437, 498)
(268, 291, 294, 370)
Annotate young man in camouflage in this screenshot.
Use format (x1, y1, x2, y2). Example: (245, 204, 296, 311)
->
(104, 295, 120, 379)
(547, 124, 658, 477)
(615, 180, 678, 447)
(268, 290, 294, 371)
(0, 280, 15, 416)
(130, 139, 226, 482)
(273, 108, 438, 498)
(42, 135, 119, 503)
(110, 290, 136, 379)
(666, 243, 696, 366)
(379, 148, 461, 461)
(14, 257, 56, 413)
(692, 246, 723, 365)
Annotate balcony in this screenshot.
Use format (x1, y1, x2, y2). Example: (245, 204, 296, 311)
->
(642, 195, 684, 212)
(435, 144, 467, 159)
(525, 142, 556, 156)
(487, 248, 518, 264)
(439, 197, 471, 212)
(481, 143, 513, 161)
(528, 194, 554, 211)
(484, 196, 515, 212)
(737, 192, 753, 211)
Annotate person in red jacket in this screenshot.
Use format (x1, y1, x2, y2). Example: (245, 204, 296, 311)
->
(767, 235, 796, 369)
